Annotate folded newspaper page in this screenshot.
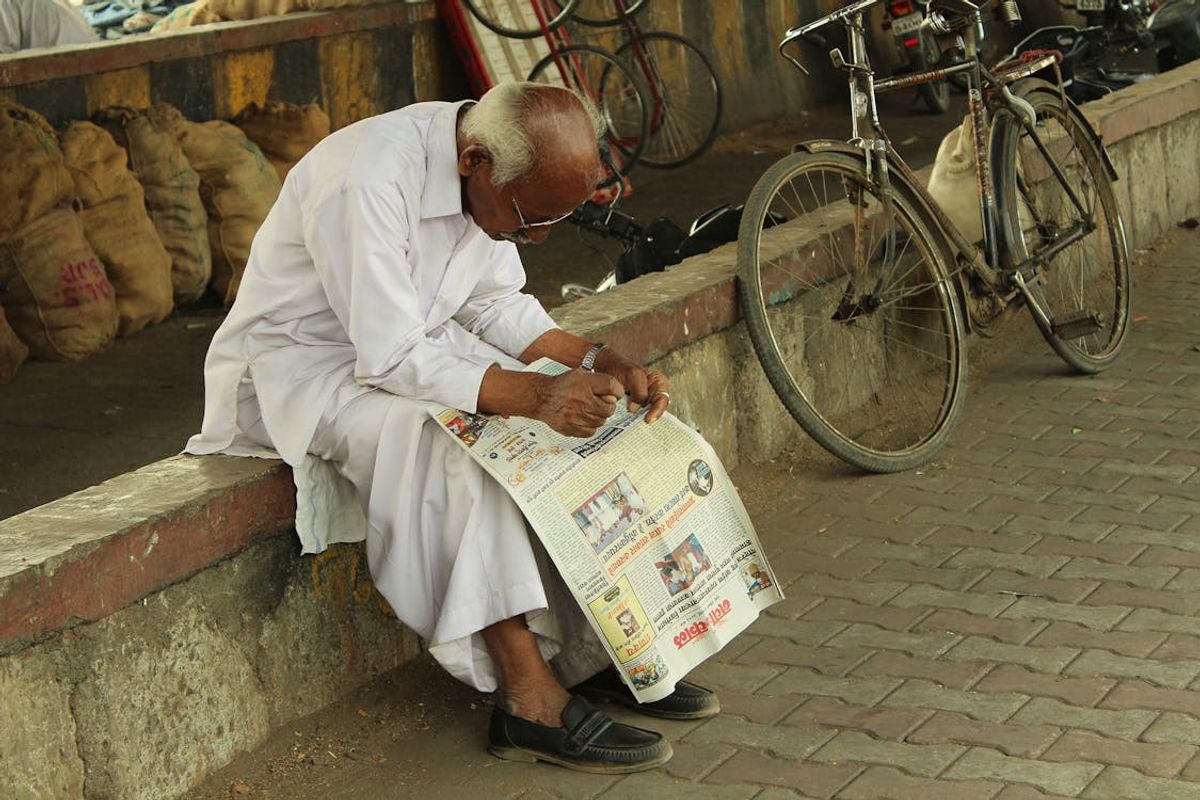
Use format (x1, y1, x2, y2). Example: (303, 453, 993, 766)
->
(429, 358, 783, 703)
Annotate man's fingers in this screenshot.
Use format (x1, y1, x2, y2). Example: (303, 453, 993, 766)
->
(627, 369, 650, 405)
(645, 394, 669, 423)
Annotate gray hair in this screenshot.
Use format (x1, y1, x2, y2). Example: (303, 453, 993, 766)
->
(461, 82, 604, 186)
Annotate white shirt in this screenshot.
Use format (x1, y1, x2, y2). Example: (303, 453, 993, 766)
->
(0, 0, 94, 53)
(187, 100, 557, 466)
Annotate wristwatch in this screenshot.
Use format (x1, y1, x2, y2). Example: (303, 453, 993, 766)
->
(581, 342, 606, 372)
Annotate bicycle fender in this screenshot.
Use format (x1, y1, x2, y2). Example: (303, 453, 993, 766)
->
(1002, 80, 1120, 182)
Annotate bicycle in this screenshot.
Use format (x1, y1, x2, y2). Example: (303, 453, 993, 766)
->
(736, 0, 1131, 473)
(560, 0, 723, 168)
(460, 0, 649, 180)
(462, 0, 722, 170)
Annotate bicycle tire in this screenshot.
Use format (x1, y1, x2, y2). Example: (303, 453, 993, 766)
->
(737, 149, 968, 473)
(462, 0, 578, 39)
(614, 32, 722, 169)
(992, 79, 1131, 373)
(527, 44, 649, 178)
(548, 0, 648, 26)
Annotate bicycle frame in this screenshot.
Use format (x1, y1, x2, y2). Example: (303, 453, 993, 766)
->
(781, 0, 1096, 295)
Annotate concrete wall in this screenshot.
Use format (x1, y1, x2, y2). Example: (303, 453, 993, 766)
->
(2, 57, 1200, 800)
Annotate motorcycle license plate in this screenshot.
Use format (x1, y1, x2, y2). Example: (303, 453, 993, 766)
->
(1074, 0, 1104, 10)
(892, 12, 922, 36)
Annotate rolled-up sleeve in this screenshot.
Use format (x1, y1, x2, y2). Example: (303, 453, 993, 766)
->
(454, 242, 558, 360)
(303, 182, 491, 412)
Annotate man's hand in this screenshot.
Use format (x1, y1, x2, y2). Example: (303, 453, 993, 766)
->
(532, 369, 625, 438)
(594, 348, 671, 423)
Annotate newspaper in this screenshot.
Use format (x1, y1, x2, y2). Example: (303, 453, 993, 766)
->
(429, 358, 783, 703)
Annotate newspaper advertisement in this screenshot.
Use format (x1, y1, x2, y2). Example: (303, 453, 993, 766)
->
(429, 358, 783, 703)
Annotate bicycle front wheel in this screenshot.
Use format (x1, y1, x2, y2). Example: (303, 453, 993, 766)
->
(737, 149, 968, 473)
(992, 79, 1131, 373)
(614, 33, 722, 168)
(527, 44, 649, 176)
(463, 0, 578, 39)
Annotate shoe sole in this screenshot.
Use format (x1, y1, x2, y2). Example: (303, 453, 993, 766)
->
(578, 687, 721, 720)
(487, 743, 673, 774)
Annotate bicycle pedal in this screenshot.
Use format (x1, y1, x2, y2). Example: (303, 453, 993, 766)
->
(1051, 310, 1104, 340)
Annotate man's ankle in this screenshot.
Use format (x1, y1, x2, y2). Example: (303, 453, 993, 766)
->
(500, 684, 571, 727)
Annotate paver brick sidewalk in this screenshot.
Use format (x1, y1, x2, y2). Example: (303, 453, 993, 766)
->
(188, 227, 1200, 800)
(607, 226, 1200, 799)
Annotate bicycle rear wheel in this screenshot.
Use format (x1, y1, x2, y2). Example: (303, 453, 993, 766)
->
(527, 44, 649, 176)
(463, 0, 578, 39)
(614, 32, 722, 168)
(737, 149, 968, 473)
(992, 80, 1131, 373)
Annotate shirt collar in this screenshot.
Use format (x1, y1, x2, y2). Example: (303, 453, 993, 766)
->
(420, 99, 475, 220)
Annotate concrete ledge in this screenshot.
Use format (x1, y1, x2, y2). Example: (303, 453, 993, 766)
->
(3, 59, 1200, 799)
(0, 455, 292, 651)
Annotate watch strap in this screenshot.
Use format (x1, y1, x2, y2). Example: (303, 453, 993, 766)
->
(581, 342, 606, 371)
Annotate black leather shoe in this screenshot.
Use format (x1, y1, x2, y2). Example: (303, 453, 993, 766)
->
(488, 695, 672, 774)
(572, 668, 720, 720)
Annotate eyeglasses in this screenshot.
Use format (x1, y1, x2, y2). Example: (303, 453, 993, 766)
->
(511, 195, 575, 229)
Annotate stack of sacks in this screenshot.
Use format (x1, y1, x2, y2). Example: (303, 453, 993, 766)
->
(96, 104, 212, 304)
(0, 104, 117, 365)
(175, 118, 281, 305)
(236, 100, 331, 182)
(60, 121, 175, 336)
(151, 0, 387, 28)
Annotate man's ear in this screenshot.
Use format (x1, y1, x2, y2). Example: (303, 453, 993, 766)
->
(458, 144, 492, 177)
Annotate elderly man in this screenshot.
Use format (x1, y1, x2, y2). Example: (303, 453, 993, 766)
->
(187, 83, 718, 774)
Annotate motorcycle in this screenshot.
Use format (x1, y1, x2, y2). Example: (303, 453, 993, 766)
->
(884, 0, 953, 112)
(1008, 0, 1200, 103)
(560, 201, 784, 300)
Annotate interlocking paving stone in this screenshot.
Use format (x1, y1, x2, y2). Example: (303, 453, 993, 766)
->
(1025, 537, 1144, 565)
(878, 679, 1030, 723)
(601, 771, 758, 799)
(784, 574, 908, 606)
(1040, 730, 1197, 779)
(689, 662, 785, 694)
(867, 563, 989, 591)
(1084, 583, 1200, 616)
(744, 617, 848, 645)
(759, 670, 903, 707)
(840, 540, 960, 566)
(800, 598, 929, 632)
(945, 549, 1072, 578)
(1064, 650, 1200, 689)
(921, 525, 1039, 554)
(702, 750, 860, 798)
(838, 766, 1003, 800)
(715, 691, 807, 725)
(824, 625, 962, 659)
(1054, 556, 1183, 589)
(998, 515, 1116, 543)
(889, 585, 1017, 617)
(943, 637, 1080, 674)
(915, 609, 1043, 645)
(1029, 622, 1167, 659)
(906, 711, 1061, 758)
(1009, 698, 1157, 740)
(1118, 607, 1200, 637)
(808, 730, 965, 777)
(999, 598, 1132, 630)
(1152, 634, 1200, 661)
(1082, 766, 1200, 800)
(972, 665, 1116, 707)
(782, 696, 931, 740)
(850, 651, 993, 690)
(942, 748, 1104, 796)
(685, 716, 834, 760)
(735, 639, 869, 675)
(1133, 545, 1200, 569)
(973, 571, 1100, 604)
(1099, 680, 1200, 719)
(660, 741, 738, 782)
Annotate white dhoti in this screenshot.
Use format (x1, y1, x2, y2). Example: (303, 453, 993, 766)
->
(298, 376, 610, 693)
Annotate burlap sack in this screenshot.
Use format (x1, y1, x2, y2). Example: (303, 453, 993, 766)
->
(60, 122, 174, 336)
(235, 101, 330, 182)
(177, 120, 281, 304)
(95, 106, 211, 304)
(0, 207, 118, 361)
(0, 304, 28, 382)
(0, 103, 73, 243)
(149, 0, 221, 30)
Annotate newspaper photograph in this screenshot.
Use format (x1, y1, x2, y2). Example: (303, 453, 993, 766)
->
(429, 358, 783, 702)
